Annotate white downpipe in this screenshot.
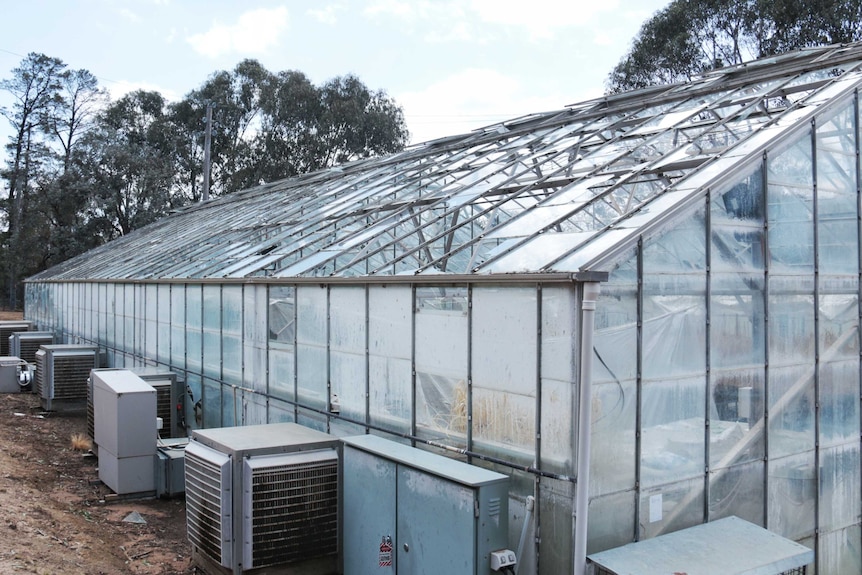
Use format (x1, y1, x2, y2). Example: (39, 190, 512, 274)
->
(573, 282, 601, 575)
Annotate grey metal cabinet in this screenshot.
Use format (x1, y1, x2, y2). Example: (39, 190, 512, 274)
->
(343, 434, 510, 575)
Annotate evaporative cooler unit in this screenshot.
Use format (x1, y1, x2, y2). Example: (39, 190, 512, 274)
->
(34, 344, 99, 411)
(185, 422, 340, 575)
(9, 331, 54, 364)
(0, 321, 33, 356)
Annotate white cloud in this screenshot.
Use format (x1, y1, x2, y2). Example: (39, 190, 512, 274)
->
(119, 8, 141, 23)
(307, 4, 345, 25)
(397, 68, 565, 144)
(469, 0, 621, 40)
(103, 79, 182, 103)
(187, 7, 289, 58)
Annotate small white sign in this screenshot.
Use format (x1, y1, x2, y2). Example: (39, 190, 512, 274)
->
(649, 493, 663, 523)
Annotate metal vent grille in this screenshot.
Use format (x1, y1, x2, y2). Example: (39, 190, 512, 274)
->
(0, 322, 31, 356)
(151, 382, 173, 437)
(185, 442, 232, 568)
(11, 334, 53, 364)
(51, 354, 96, 400)
(243, 450, 339, 569)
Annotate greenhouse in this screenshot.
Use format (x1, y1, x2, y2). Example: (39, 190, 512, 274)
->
(24, 43, 862, 574)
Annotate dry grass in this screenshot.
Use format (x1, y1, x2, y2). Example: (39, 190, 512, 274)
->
(69, 432, 92, 452)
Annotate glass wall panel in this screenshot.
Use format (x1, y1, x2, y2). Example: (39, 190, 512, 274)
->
(144, 284, 157, 360)
(819, 524, 861, 575)
(124, 284, 134, 353)
(711, 166, 764, 273)
(415, 286, 468, 448)
(222, 286, 242, 385)
(819, 443, 861, 532)
(268, 285, 295, 403)
(243, 285, 268, 394)
(472, 286, 537, 462)
(592, 255, 637, 495)
(768, 364, 816, 458)
(768, 136, 814, 273)
(820, 360, 860, 448)
(768, 451, 816, 540)
(816, 101, 858, 274)
(638, 477, 704, 540)
(587, 490, 636, 554)
(202, 285, 221, 380)
(709, 365, 764, 468)
(541, 286, 576, 475)
(268, 397, 296, 423)
(244, 391, 267, 425)
(202, 376, 222, 428)
(330, 286, 367, 428)
(296, 285, 328, 411)
(368, 285, 412, 434)
(170, 284, 185, 370)
(157, 284, 171, 365)
(708, 460, 764, 525)
(186, 286, 203, 402)
(539, 478, 573, 574)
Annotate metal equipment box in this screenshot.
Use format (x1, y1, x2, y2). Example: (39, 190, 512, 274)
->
(92, 370, 157, 494)
(0, 356, 24, 393)
(342, 434, 510, 575)
(155, 437, 188, 498)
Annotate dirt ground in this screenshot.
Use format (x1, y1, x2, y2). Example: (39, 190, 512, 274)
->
(0, 313, 193, 575)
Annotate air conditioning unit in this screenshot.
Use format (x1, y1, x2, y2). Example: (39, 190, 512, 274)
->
(185, 422, 340, 575)
(9, 331, 54, 364)
(34, 344, 99, 411)
(88, 367, 184, 444)
(0, 321, 33, 356)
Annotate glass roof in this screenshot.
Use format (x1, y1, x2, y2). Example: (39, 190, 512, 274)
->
(31, 44, 862, 282)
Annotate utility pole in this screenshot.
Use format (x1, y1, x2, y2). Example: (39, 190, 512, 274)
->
(202, 102, 213, 202)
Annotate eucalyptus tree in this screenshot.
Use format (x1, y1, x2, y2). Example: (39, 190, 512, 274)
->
(607, 0, 862, 93)
(0, 52, 67, 307)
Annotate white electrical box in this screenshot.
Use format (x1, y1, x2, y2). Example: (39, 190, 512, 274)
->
(92, 369, 157, 494)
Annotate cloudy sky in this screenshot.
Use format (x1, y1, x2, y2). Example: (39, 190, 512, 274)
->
(0, 0, 669, 145)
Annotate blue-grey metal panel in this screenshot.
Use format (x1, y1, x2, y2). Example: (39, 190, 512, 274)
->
(397, 464, 476, 574)
(343, 445, 397, 574)
(587, 516, 814, 574)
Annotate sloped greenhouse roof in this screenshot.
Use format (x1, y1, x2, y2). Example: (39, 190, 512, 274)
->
(30, 43, 862, 282)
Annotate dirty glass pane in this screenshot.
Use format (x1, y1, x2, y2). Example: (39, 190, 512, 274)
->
(541, 286, 576, 474)
(415, 286, 468, 448)
(330, 286, 367, 427)
(243, 391, 267, 425)
(268, 397, 296, 423)
(296, 285, 327, 410)
(222, 286, 242, 384)
(587, 490, 636, 554)
(819, 443, 861, 531)
(638, 477, 704, 540)
(768, 291, 815, 365)
(816, 101, 857, 274)
(472, 286, 537, 462)
(539, 478, 573, 574)
(710, 367, 764, 467)
(268, 285, 295, 343)
(711, 275, 765, 368)
(819, 525, 861, 575)
(820, 360, 860, 448)
(202, 376, 222, 428)
(157, 284, 170, 365)
(711, 165, 764, 273)
(640, 375, 705, 487)
(592, 257, 637, 494)
(768, 451, 816, 540)
(144, 284, 157, 360)
(170, 284, 185, 369)
(768, 364, 815, 458)
(243, 285, 267, 393)
(708, 460, 764, 525)
(368, 285, 412, 434)
(767, 136, 814, 272)
(186, 286, 202, 377)
(202, 285, 221, 379)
